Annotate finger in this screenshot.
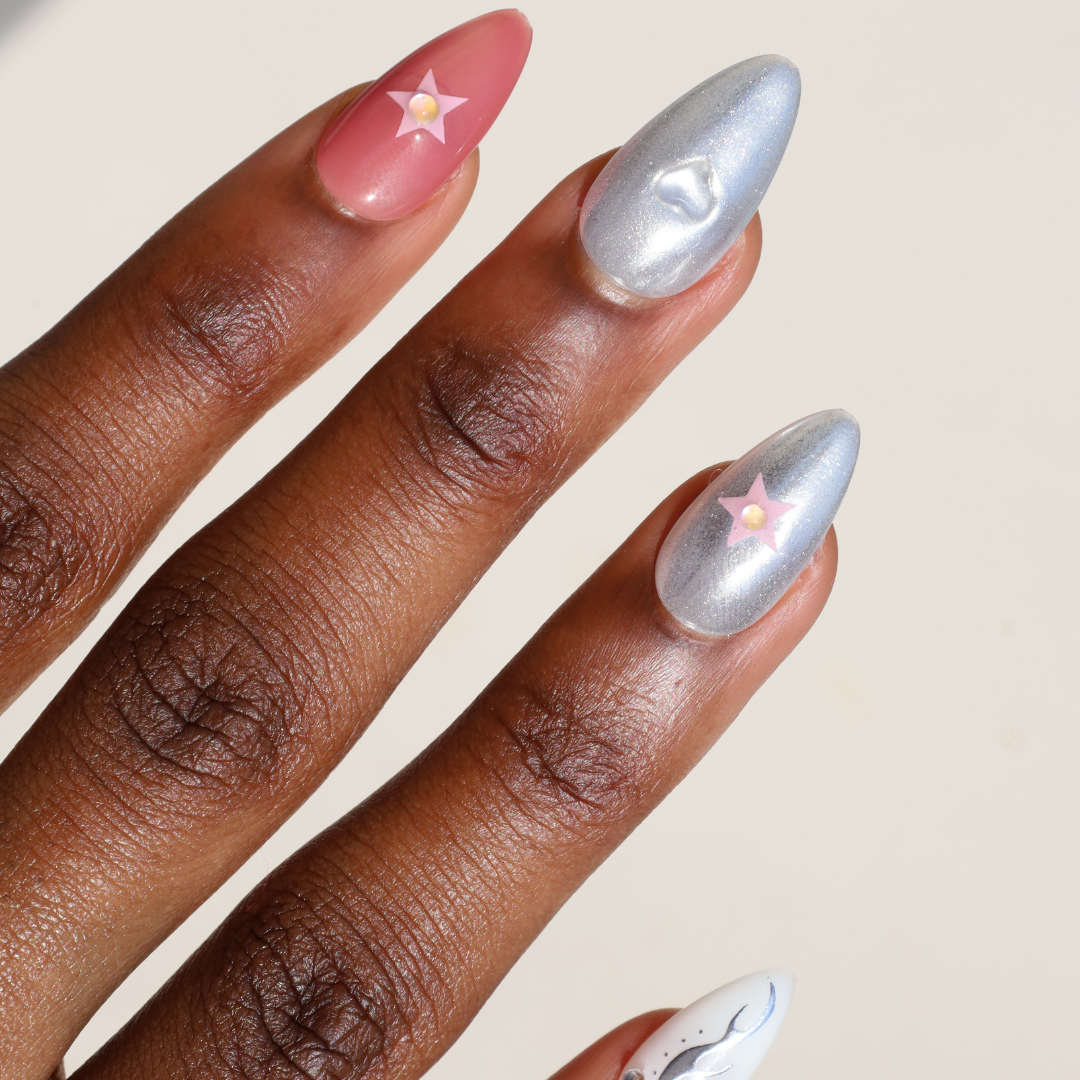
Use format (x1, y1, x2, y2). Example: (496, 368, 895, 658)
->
(0, 11, 530, 709)
(0, 145, 763, 1076)
(76, 437, 843, 1079)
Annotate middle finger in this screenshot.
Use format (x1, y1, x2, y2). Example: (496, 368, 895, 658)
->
(0, 154, 759, 1067)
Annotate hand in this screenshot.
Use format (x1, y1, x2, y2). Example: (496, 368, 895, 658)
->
(0, 13, 840, 1079)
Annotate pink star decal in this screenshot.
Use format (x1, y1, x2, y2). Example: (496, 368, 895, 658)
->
(717, 474, 797, 552)
(386, 69, 468, 145)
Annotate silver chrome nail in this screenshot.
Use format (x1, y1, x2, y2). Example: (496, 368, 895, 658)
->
(621, 970, 794, 1080)
(655, 410, 859, 636)
(579, 55, 800, 299)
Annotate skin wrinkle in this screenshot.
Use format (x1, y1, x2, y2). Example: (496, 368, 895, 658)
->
(0, 106, 477, 722)
(107, 293, 220, 428)
(478, 651, 656, 827)
(213, 884, 430, 1080)
(211, 506, 367, 685)
(26, 359, 152, 479)
(486, 691, 613, 817)
(374, 846, 480, 976)
(0, 446, 115, 632)
(17, 794, 158, 940)
(454, 722, 569, 859)
(44, 297, 221, 486)
(391, 322, 575, 508)
(85, 593, 308, 802)
(310, 870, 455, 1027)
(179, 541, 351, 710)
(379, 858, 478, 976)
(44, 729, 161, 862)
(364, 405, 483, 539)
(242, 921, 362, 1078)
(222, 560, 349, 725)
(3, 160, 764, 1076)
(422, 343, 569, 481)
(373, 803, 513, 966)
(143, 266, 290, 401)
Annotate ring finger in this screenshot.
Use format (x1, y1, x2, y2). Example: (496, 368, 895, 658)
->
(78, 412, 854, 1078)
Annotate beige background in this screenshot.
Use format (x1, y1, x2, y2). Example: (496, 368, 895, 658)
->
(1, 0, 1077, 1075)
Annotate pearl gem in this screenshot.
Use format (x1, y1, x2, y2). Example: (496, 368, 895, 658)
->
(408, 92, 440, 126)
(741, 503, 767, 531)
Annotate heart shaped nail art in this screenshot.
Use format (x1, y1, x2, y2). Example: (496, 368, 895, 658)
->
(580, 56, 801, 298)
(654, 159, 717, 221)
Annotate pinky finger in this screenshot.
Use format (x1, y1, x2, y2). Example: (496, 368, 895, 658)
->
(555, 971, 792, 1080)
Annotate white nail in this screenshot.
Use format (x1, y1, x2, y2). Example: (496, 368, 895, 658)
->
(622, 970, 794, 1080)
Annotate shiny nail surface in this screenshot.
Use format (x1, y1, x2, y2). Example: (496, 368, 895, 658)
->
(622, 970, 793, 1080)
(579, 56, 800, 298)
(656, 410, 859, 636)
(316, 10, 531, 221)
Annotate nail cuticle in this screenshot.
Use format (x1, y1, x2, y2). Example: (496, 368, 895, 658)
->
(571, 226, 663, 310)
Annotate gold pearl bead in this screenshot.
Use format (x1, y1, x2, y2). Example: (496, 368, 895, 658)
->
(408, 92, 440, 126)
(740, 503, 767, 531)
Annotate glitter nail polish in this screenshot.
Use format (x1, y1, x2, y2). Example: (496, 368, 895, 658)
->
(579, 56, 800, 298)
(656, 410, 859, 636)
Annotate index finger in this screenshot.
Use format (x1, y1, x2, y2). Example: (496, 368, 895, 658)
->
(0, 10, 530, 710)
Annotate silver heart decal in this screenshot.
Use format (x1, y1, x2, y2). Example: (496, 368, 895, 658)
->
(653, 159, 718, 221)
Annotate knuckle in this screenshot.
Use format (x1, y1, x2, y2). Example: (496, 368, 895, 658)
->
(478, 667, 650, 829)
(207, 884, 434, 1080)
(137, 252, 306, 399)
(0, 454, 102, 640)
(91, 574, 322, 796)
(401, 325, 570, 506)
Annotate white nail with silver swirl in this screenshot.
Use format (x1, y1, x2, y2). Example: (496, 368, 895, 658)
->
(622, 970, 794, 1080)
(579, 56, 800, 299)
(656, 410, 859, 636)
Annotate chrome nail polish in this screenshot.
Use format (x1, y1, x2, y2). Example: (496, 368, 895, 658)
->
(655, 410, 859, 636)
(579, 56, 800, 299)
(622, 970, 793, 1080)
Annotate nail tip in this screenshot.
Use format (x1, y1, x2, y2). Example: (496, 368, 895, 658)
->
(486, 7, 534, 45)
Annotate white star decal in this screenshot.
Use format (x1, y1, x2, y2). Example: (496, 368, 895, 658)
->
(386, 69, 468, 145)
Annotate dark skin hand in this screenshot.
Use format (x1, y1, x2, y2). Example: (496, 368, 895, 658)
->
(0, 80, 836, 1080)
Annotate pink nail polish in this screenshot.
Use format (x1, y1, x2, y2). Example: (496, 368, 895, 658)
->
(316, 9, 532, 221)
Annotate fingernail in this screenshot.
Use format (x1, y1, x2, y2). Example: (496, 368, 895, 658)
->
(316, 9, 531, 221)
(656, 410, 859, 636)
(579, 56, 800, 298)
(622, 970, 794, 1080)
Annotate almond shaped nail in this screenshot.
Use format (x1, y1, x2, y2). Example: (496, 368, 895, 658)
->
(316, 10, 531, 221)
(622, 970, 794, 1080)
(579, 56, 800, 298)
(656, 410, 859, 636)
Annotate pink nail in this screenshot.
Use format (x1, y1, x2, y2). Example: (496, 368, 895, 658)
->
(316, 9, 532, 221)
